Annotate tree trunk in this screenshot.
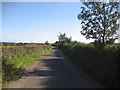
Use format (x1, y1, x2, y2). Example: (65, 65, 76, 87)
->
(103, 2, 106, 45)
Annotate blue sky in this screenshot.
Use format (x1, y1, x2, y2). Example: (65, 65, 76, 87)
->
(2, 2, 94, 43)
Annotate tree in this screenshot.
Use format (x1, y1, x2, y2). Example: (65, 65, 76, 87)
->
(78, 1, 120, 45)
(45, 41, 49, 45)
(57, 32, 72, 43)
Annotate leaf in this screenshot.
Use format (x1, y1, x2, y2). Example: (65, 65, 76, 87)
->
(78, 2, 119, 44)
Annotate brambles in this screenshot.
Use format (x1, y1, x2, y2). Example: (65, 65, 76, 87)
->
(2, 45, 52, 87)
(58, 41, 120, 88)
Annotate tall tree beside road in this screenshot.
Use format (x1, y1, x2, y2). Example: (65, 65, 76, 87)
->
(78, 1, 120, 46)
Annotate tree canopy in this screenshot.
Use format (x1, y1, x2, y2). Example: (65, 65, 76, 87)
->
(57, 32, 72, 44)
(78, 1, 120, 45)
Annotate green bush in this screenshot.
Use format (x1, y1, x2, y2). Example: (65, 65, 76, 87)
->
(59, 41, 120, 88)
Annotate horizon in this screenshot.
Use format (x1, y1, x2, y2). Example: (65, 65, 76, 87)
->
(2, 2, 119, 43)
(2, 2, 96, 44)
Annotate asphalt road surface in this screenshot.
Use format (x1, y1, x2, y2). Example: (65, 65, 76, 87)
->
(7, 47, 103, 88)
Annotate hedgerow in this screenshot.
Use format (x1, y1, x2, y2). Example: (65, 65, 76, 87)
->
(59, 41, 120, 88)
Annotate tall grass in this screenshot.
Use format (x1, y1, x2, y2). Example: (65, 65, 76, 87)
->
(59, 42, 120, 88)
(2, 45, 52, 87)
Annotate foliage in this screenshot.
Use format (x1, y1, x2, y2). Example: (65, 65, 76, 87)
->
(2, 45, 52, 87)
(52, 41, 59, 46)
(58, 41, 120, 88)
(1, 42, 45, 46)
(57, 32, 72, 44)
(45, 41, 49, 45)
(78, 2, 120, 45)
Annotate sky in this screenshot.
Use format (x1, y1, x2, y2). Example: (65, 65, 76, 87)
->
(2, 2, 95, 43)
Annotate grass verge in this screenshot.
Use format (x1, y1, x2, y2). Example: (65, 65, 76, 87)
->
(2, 45, 52, 87)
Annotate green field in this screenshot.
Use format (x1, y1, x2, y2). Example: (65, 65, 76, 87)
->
(2, 45, 52, 87)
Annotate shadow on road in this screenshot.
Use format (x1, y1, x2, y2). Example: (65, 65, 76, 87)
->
(22, 48, 73, 88)
(7, 47, 103, 88)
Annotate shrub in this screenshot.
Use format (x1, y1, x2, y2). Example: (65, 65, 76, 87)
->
(59, 41, 120, 88)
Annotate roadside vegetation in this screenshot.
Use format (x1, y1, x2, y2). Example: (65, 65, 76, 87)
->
(1, 44, 52, 87)
(56, 32, 120, 88)
(1, 0, 120, 88)
(55, 1, 119, 88)
(58, 40, 120, 88)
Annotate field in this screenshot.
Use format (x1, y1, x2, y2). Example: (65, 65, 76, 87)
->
(1, 44, 52, 87)
(59, 41, 120, 88)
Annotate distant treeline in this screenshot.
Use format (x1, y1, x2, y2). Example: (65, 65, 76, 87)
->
(0, 42, 48, 46)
